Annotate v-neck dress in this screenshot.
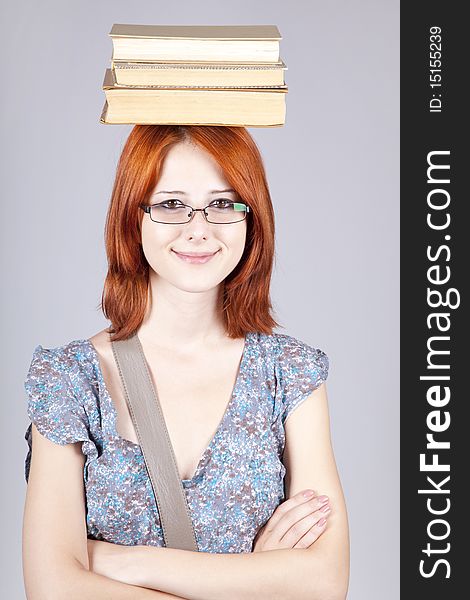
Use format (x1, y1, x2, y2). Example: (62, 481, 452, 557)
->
(23, 331, 329, 553)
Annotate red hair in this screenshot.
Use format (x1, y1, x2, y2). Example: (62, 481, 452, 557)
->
(100, 125, 280, 341)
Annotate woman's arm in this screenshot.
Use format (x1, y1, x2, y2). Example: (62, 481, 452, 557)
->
(282, 382, 350, 598)
(45, 562, 191, 600)
(23, 425, 188, 600)
(88, 384, 349, 600)
(106, 542, 345, 600)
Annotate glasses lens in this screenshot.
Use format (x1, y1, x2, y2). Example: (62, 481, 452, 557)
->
(206, 201, 248, 223)
(150, 202, 191, 223)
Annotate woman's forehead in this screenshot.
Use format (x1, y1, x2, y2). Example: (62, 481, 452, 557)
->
(155, 143, 232, 193)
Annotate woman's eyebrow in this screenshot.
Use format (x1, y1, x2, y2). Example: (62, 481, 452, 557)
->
(154, 189, 236, 195)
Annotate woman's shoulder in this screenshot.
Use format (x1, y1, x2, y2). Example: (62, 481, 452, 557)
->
(257, 332, 329, 425)
(25, 329, 109, 387)
(23, 330, 110, 439)
(29, 328, 109, 361)
(256, 330, 329, 366)
(23, 333, 104, 482)
(27, 340, 88, 371)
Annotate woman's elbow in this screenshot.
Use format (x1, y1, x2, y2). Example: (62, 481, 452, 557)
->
(318, 574, 349, 600)
(306, 558, 348, 600)
(24, 562, 86, 600)
(329, 585, 349, 600)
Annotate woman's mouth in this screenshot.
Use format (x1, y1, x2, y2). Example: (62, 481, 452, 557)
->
(171, 249, 220, 264)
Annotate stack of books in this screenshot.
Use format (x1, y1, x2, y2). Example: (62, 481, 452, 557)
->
(99, 24, 288, 127)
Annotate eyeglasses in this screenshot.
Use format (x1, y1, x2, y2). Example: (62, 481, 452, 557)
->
(140, 199, 250, 224)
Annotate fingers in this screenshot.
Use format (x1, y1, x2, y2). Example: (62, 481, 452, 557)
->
(277, 493, 331, 548)
(283, 490, 330, 525)
(291, 512, 329, 549)
(263, 489, 331, 548)
(268, 489, 322, 527)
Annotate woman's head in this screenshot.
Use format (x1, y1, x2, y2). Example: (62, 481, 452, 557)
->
(141, 139, 248, 297)
(101, 125, 280, 340)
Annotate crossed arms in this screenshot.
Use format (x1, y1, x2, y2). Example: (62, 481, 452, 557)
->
(23, 383, 349, 600)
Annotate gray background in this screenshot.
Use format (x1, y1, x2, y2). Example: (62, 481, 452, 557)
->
(1, 1, 399, 597)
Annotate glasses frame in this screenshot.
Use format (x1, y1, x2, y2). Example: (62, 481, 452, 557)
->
(139, 200, 251, 225)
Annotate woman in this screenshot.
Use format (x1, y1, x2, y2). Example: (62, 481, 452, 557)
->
(23, 125, 350, 599)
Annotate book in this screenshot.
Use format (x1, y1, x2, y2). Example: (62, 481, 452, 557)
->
(109, 24, 281, 63)
(100, 70, 287, 127)
(111, 59, 287, 87)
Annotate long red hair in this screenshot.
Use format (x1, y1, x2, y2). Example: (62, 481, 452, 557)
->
(100, 125, 280, 341)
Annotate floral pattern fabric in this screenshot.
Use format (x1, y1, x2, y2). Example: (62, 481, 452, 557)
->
(24, 331, 329, 553)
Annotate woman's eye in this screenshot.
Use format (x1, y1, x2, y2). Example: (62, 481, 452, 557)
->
(162, 200, 184, 209)
(212, 199, 233, 209)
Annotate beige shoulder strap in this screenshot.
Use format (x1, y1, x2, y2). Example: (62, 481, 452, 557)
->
(111, 332, 198, 551)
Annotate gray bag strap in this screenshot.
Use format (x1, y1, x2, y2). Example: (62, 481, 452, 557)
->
(111, 332, 198, 551)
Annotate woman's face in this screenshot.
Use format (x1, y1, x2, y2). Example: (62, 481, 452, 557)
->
(141, 141, 247, 293)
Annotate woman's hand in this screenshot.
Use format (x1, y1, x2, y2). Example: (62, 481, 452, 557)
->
(252, 489, 331, 552)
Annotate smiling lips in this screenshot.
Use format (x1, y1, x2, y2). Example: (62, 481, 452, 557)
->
(172, 249, 220, 264)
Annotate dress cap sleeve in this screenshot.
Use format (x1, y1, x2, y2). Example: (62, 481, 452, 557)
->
(24, 344, 96, 482)
(275, 334, 329, 425)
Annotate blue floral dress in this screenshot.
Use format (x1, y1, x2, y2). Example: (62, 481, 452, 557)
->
(24, 331, 329, 553)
